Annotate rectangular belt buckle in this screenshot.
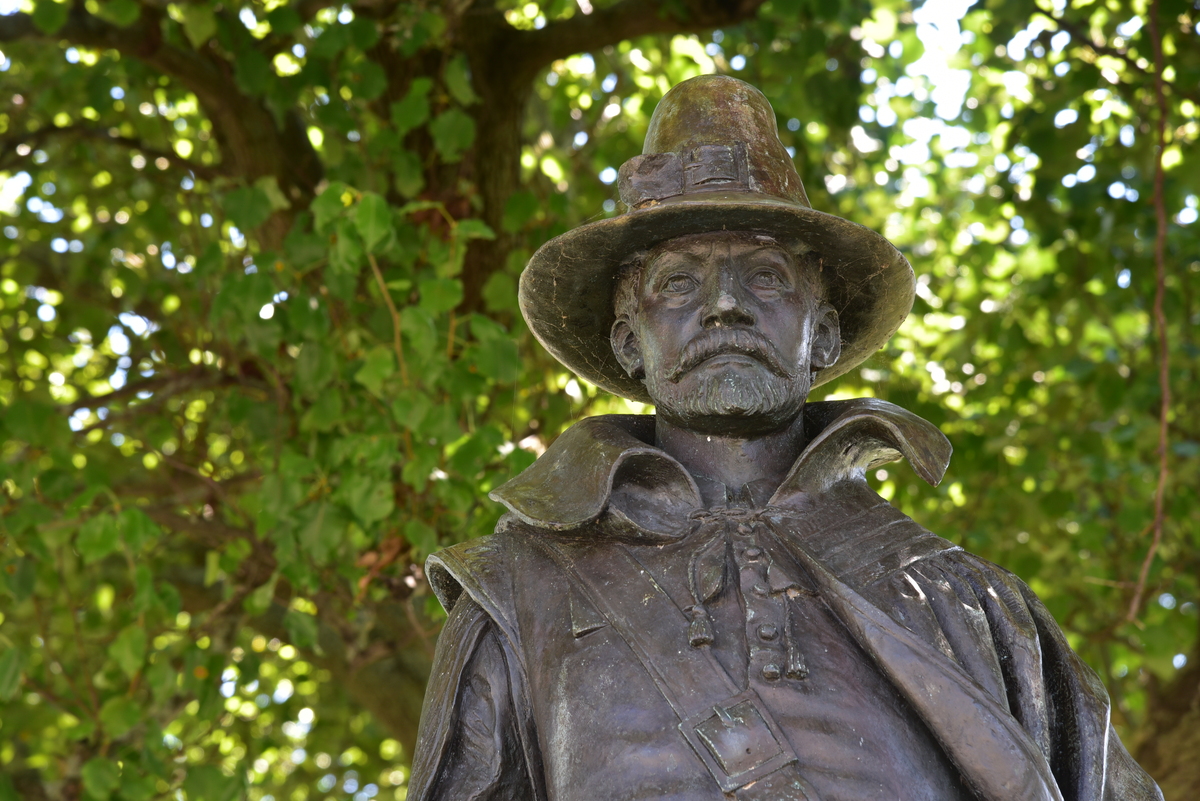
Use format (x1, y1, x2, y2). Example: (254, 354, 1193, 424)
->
(679, 689, 797, 793)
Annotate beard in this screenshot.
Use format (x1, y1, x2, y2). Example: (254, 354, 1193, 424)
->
(645, 360, 809, 434)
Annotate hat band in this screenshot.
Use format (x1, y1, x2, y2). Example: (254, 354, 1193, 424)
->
(618, 143, 751, 210)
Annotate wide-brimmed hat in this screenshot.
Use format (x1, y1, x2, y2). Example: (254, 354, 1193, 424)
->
(518, 74, 914, 404)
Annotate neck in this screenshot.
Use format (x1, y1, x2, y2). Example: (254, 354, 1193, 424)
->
(655, 411, 807, 506)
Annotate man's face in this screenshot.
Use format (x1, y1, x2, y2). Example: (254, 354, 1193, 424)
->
(612, 231, 840, 435)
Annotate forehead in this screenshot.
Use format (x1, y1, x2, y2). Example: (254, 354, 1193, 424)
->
(640, 232, 801, 283)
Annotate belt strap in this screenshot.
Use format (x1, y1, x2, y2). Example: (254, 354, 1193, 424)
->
(535, 537, 818, 799)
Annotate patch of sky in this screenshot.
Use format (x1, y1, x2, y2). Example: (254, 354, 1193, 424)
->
(1054, 108, 1078, 128)
(705, 42, 722, 57)
(1119, 125, 1135, 147)
(730, 55, 746, 70)
(906, 0, 976, 120)
(1117, 268, 1131, 288)
(573, 131, 588, 148)
(601, 73, 617, 93)
(0, 171, 32, 214)
(239, 7, 258, 28)
(118, 313, 154, 337)
(1116, 17, 1144, 38)
(599, 167, 617, 184)
(200, 213, 214, 228)
(576, 54, 595, 74)
(108, 326, 130, 354)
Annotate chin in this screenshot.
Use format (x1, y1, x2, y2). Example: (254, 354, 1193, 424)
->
(647, 368, 808, 435)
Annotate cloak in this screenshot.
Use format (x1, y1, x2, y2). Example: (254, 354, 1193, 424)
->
(409, 399, 1161, 801)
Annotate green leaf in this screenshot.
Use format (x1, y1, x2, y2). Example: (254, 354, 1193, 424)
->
(99, 696, 141, 738)
(297, 504, 346, 564)
(429, 108, 477, 162)
(98, 0, 140, 27)
(455, 218, 495, 241)
(355, 192, 394, 253)
(3, 557, 35, 603)
(78, 514, 121, 563)
(244, 573, 279, 615)
(283, 609, 320, 651)
(183, 765, 240, 801)
(502, 190, 540, 233)
(179, 3, 217, 47)
(119, 773, 157, 801)
(0, 774, 19, 801)
(108, 626, 148, 679)
(352, 60, 388, 101)
(444, 53, 480, 106)
(266, 5, 302, 34)
(390, 78, 432, 136)
(234, 47, 273, 96)
(339, 473, 395, 525)
(118, 508, 160, 550)
(390, 389, 432, 431)
(81, 757, 122, 800)
(295, 342, 337, 397)
(400, 307, 437, 360)
(32, 0, 68, 34)
(0, 647, 27, 701)
(353, 346, 395, 397)
(312, 181, 350, 232)
(224, 186, 274, 231)
(145, 659, 176, 704)
(404, 519, 439, 559)
(300, 390, 344, 433)
(331, 218, 365, 275)
(474, 335, 520, 383)
(255, 175, 292, 211)
(393, 149, 425, 198)
(418, 278, 463, 314)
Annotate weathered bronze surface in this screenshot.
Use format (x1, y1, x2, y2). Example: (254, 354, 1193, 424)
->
(408, 76, 1163, 800)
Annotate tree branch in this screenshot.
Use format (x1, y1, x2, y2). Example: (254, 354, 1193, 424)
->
(470, 0, 768, 83)
(1125, 0, 1172, 624)
(0, 124, 227, 179)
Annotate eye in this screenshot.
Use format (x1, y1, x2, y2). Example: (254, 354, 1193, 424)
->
(749, 270, 784, 290)
(662, 273, 697, 293)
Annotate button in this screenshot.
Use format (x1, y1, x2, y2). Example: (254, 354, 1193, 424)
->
(758, 623, 778, 641)
(744, 547, 763, 559)
(762, 663, 781, 680)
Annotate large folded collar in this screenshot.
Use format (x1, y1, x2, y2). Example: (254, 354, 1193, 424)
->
(490, 398, 951, 539)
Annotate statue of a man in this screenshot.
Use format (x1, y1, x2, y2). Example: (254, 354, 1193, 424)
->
(408, 75, 1161, 801)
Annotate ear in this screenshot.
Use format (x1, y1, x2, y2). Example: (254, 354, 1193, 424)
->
(610, 318, 645, 380)
(809, 303, 841, 371)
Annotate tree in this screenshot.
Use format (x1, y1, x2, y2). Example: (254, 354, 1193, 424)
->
(0, 0, 1195, 798)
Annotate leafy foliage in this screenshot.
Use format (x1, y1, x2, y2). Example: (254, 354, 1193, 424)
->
(0, 0, 1197, 798)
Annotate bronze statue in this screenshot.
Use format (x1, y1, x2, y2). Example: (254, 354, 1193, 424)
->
(408, 75, 1162, 801)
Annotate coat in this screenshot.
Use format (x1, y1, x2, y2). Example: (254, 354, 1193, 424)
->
(408, 398, 1162, 801)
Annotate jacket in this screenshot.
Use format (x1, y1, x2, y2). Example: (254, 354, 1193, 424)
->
(409, 398, 1162, 801)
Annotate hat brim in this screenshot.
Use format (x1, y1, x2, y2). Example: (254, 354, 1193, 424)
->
(519, 193, 914, 404)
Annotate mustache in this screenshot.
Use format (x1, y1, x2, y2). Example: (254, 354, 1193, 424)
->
(668, 328, 794, 383)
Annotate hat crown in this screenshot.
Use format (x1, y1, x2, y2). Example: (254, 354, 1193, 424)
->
(619, 75, 809, 211)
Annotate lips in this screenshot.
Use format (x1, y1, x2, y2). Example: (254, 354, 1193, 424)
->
(668, 328, 793, 382)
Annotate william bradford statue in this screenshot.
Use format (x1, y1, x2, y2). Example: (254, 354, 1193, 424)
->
(408, 76, 1162, 800)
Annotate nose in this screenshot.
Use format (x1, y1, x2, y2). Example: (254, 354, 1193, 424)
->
(702, 269, 755, 328)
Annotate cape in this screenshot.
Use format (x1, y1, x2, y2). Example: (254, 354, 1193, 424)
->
(409, 399, 1162, 801)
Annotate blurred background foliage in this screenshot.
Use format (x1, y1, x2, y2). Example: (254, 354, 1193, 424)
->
(0, 0, 1197, 798)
